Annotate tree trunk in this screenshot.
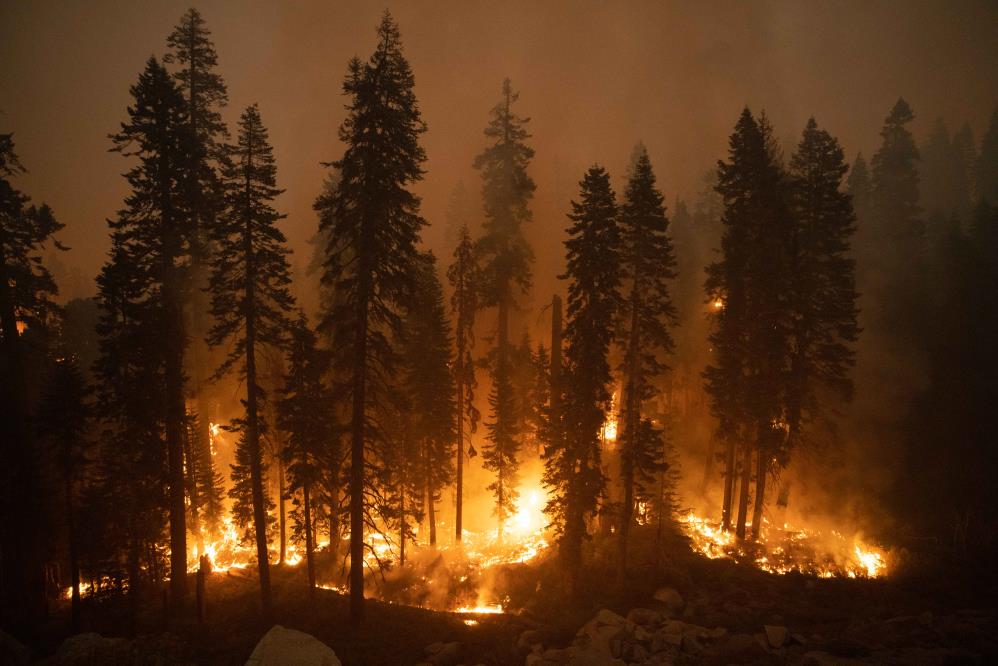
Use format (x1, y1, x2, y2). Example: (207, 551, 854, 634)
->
(618, 284, 641, 585)
(165, 273, 188, 616)
(495, 281, 510, 546)
(243, 171, 272, 615)
(751, 430, 767, 541)
(349, 288, 370, 624)
(721, 436, 735, 531)
(66, 473, 80, 633)
(455, 337, 464, 544)
(735, 441, 752, 540)
(183, 426, 203, 558)
(304, 481, 316, 601)
(278, 448, 287, 565)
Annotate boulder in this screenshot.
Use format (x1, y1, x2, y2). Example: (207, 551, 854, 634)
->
(516, 629, 544, 651)
(56, 633, 129, 664)
(566, 648, 625, 666)
(764, 624, 790, 649)
(626, 608, 661, 626)
(246, 626, 341, 666)
(593, 608, 627, 626)
(575, 610, 629, 655)
(423, 641, 461, 666)
(652, 587, 684, 615)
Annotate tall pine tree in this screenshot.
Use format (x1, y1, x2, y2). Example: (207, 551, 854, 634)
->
(107, 57, 200, 610)
(615, 148, 677, 573)
(474, 78, 535, 539)
(207, 104, 294, 615)
(317, 11, 427, 623)
(447, 225, 480, 543)
(544, 165, 619, 580)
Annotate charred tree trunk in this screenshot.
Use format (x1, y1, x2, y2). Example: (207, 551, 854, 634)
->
(618, 284, 641, 584)
(721, 436, 735, 531)
(66, 473, 81, 632)
(278, 447, 287, 565)
(735, 440, 752, 540)
(495, 281, 510, 546)
(243, 181, 272, 616)
(455, 342, 465, 544)
(751, 427, 768, 541)
(164, 261, 188, 615)
(303, 481, 316, 601)
(349, 280, 370, 624)
(184, 426, 203, 557)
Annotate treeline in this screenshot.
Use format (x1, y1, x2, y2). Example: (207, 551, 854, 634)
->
(3, 5, 998, 644)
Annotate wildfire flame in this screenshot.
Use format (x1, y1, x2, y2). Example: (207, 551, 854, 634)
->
(680, 511, 888, 578)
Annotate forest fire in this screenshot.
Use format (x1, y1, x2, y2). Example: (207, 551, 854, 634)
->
(680, 511, 888, 579)
(9, 4, 997, 662)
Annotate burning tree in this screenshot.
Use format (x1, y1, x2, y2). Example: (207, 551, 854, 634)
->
(475, 78, 536, 540)
(615, 147, 678, 577)
(207, 103, 295, 615)
(544, 165, 619, 581)
(317, 11, 428, 624)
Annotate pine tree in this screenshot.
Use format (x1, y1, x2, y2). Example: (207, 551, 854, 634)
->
(616, 148, 677, 573)
(447, 225, 480, 542)
(0, 133, 64, 632)
(164, 6, 229, 464)
(279, 314, 331, 598)
(36, 352, 91, 632)
(544, 165, 619, 578)
(474, 78, 535, 536)
(107, 57, 200, 610)
(785, 118, 860, 466)
(195, 420, 225, 541)
(207, 104, 294, 615)
(317, 11, 427, 623)
(402, 253, 455, 547)
(705, 109, 792, 539)
(94, 227, 171, 613)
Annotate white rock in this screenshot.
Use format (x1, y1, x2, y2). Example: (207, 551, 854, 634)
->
(246, 625, 342, 666)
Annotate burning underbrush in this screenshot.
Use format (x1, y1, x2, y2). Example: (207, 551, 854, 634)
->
(680, 510, 889, 579)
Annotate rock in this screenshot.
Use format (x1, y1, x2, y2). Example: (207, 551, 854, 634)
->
(652, 587, 684, 614)
(576, 612, 627, 655)
(594, 608, 627, 626)
(566, 648, 625, 666)
(626, 608, 661, 626)
(517, 629, 544, 651)
(56, 633, 129, 664)
(712, 632, 766, 660)
(541, 647, 572, 663)
(423, 641, 461, 666)
(764, 624, 790, 649)
(246, 625, 342, 666)
(0, 631, 30, 666)
(681, 633, 704, 654)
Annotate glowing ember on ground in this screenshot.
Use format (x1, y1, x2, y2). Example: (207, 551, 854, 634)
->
(455, 603, 503, 614)
(680, 510, 888, 578)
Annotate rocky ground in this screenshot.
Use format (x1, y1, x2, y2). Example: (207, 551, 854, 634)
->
(10, 536, 998, 664)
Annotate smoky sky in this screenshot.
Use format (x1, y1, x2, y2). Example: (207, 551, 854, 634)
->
(3, 0, 997, 302)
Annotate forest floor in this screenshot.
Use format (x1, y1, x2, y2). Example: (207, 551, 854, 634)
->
(27, 532, 998, 665)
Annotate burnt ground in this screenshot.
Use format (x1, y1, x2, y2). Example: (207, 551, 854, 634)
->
(24, 531, 998, 664)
